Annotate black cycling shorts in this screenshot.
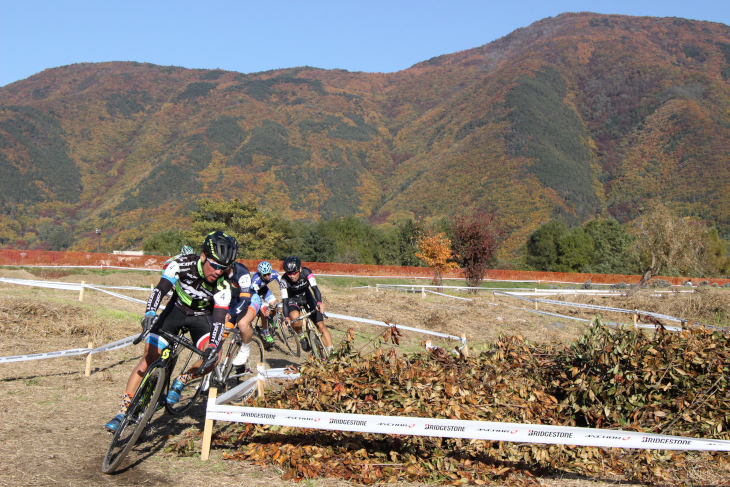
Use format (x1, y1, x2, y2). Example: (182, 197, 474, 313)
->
(286, 290, 324, 323)
(146, 300, 212, 351)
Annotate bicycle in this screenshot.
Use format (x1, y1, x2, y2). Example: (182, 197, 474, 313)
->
(201, 321, 265, 393)
(256, 303, 300, 357)
(102, 326, 207, 473)
(290, 309, 328, 360)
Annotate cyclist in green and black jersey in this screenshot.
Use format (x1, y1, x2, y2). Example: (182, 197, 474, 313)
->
(105, 231, 238, 432)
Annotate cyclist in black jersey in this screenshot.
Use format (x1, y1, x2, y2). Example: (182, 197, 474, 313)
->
(280, 255, 333, 355)
(104, 231, 237, 432)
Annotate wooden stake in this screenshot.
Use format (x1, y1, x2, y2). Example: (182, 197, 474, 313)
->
(492, 291, 495, 303)
(85, 342, 93, 376)
(256, 363, 265, 397)
(460, 335, 469, 358)
(422, 287, 426, 299)
(425, 340, 432, 350)
(79, 281, 85, 301)
(632, 312, 638, 327)
(201, 387, 218, 461)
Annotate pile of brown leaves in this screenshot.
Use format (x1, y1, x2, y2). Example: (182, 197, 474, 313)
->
(193, 320, 730, 485)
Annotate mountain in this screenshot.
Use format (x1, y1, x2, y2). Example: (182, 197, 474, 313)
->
(1, 12, 730, 254)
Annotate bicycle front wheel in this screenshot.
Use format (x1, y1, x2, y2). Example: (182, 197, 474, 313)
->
(102, 366, 165, 474)
(274, 316, 301, 357)
(307, 322, 327, 361)
(221, 336, 265, 388)
(165, 349, 205, 416)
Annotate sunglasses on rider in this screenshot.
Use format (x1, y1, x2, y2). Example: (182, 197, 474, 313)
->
(261, 273, 272, 278)
(286, 270, 299, 276)
(206, 259, 228, 271)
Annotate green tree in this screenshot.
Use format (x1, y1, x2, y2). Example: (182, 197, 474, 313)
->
(143, 229, 193, 256)
(187, 198, 292, 259)
(395, 219, 423, 266)
(582, 219, 634, 274)
(524, 220, 568, 271)
(299, 225, 337, 263)
(556, 227, 594, 272)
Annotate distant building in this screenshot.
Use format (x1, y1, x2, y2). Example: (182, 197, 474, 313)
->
(112, 250, 144, 256)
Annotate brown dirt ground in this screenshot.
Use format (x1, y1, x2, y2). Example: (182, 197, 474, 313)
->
(2, 271, 727, 486)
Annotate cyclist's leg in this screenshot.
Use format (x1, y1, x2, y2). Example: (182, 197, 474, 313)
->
(231, 298, 258, 367)
(167, 314, 213, 405)
(305, 290, 333, 348)
(259, 290, 276, 332)
(288, 297, 313, 352)
(106, 300, 178, 430)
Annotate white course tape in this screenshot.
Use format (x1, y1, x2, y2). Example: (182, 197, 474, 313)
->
(0, 347, 93, 363)
(326, 312, 465, 345)
(0, 334, 140, 363)
(425, 290, 472, 301)
(497, 291, 720, 330)
(84, 285, 147, 305)
(90, 334, 138, 354)
(215, 367, 301, 405)
(205, 402, 730, 451)
(0, 277, 82, 291)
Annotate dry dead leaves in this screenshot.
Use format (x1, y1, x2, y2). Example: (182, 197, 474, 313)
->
(170, 319, 730, 485)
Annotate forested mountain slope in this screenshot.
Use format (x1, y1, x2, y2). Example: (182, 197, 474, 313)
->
(1, 12, 729, 253)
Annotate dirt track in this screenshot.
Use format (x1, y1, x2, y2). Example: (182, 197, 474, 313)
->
(0, 270, 689, 486)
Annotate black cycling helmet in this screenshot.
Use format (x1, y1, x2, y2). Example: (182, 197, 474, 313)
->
(202, 231, 238, 267)
(283, 255, 301, 273)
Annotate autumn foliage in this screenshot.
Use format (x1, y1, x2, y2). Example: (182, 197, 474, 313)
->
(414, 232, 458, 286)
(451, 212, 504, 293)
(181, 321, 730, 484)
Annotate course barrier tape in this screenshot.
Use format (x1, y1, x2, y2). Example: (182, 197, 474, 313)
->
(0, 333, 139, 363)
(425, 290, 472, 301)
(0, 276, 467, 362)
(496, 291, 724, 331)
(326, 312, 466, 346)
(205, 400, 730, 451)
(501, 304, 686, 332)
(216, 367, 301, 405)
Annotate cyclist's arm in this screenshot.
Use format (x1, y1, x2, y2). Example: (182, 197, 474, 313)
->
(146, 261, 178, 313)
(209, 281, 232, 349)
(281, 284, 291, 317)
(303, 269, 322, 304)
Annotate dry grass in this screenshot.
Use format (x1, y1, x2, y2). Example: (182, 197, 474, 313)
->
(1, 271, 729, 486)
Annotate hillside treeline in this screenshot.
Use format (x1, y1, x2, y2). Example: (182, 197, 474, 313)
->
(140, 199, 730, 279)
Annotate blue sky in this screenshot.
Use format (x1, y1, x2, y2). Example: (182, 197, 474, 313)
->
(1, 0, 729, 88)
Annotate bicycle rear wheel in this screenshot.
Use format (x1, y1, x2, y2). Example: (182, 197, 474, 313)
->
(164, 349, 205, 415)
(102, 366, 165, 474)
(273, 315, 300, 357)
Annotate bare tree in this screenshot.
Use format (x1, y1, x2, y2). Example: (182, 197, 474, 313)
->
(627, 203, 708, 296)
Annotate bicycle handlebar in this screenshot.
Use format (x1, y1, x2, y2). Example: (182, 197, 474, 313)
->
(132, 329, 148, 346)
(288, 309, 316, 323)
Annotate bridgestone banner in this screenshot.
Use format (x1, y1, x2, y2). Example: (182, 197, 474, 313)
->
(205, 401, 730, 451)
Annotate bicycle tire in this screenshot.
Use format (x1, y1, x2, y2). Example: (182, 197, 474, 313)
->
(221, 335, 242, 391)
(306, 319, 327, 360)
(311, 332, 327, 361)
(102, 366, 165, 474)
(164, 349, 205, 416)
(274, 315, 300, 357)
(223, 336, 264, 399)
